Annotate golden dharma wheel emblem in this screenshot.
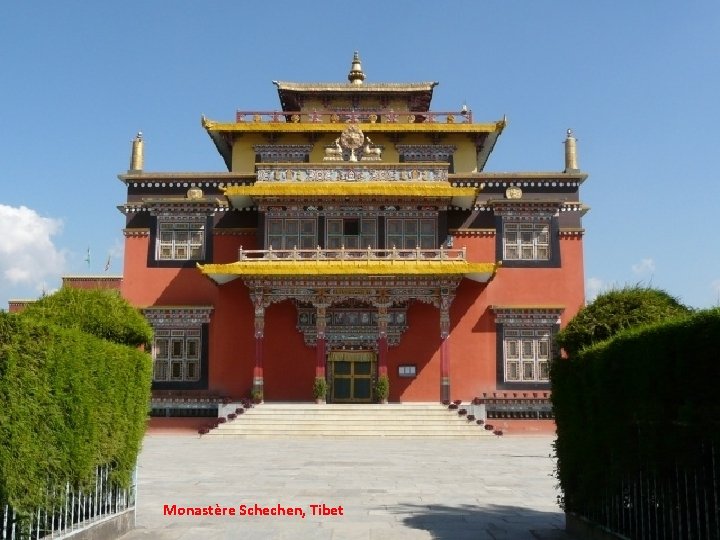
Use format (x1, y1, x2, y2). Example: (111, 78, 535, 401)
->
(187, 187, 204, 200)
(505, 187, 523, 199)
(340, 125, 365, 150)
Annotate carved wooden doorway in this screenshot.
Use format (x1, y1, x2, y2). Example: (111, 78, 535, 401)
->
(328, 351, 375, 403)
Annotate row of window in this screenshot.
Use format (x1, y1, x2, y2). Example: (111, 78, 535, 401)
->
(150, 325, 551, 384)
(156, 218, 553, 261)
(266, 217, 438, 251)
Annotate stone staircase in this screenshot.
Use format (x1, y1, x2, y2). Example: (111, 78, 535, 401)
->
(205, 402, 493, 439)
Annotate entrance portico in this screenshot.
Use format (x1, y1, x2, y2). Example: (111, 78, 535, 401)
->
(201, 252, 496, 402)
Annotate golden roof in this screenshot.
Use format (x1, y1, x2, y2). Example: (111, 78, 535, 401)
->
(198, 260, 497, 284)
(273, 81, 438, 92)
(223, 182, 478, 209)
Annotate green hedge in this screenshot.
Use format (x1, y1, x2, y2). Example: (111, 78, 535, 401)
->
(555, 286, 690, 358)
(0, 290, 152, 514)
(551, 308, 720, 512)
(20, 287, 153, 348)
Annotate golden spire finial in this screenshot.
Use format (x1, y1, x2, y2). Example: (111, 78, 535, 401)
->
(348, 51, 365, 85)
(564, 129, 578, 172)
(130, 132, 144, 172)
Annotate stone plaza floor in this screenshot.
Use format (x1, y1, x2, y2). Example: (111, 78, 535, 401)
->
(119, 433, 576, 539)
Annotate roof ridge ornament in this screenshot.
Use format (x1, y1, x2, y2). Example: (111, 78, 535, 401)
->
(348, 51, 365, 85)
(129, 132, 144, 172)
(564, 129, 579, 172)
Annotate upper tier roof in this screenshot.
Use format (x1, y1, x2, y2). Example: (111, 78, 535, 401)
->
(273, 53, 437, 112)
(273, 81, 438, 112)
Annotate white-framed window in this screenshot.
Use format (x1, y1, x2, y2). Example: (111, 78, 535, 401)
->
(326, 218, 376, 249)
(267, 218, 317, 250)
(153, 328, 201, 382)
(503, 328, 551, 383)
(503, 222, 549, 260)
(157, 221, 205, 260)
(386, 218, 436, 250)
(398, 365, 417, 378)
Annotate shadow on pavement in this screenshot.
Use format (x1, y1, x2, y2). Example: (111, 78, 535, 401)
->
(391, 503, 577, 540)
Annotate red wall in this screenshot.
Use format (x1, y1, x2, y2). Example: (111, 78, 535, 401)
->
(123, 231, 585, 403)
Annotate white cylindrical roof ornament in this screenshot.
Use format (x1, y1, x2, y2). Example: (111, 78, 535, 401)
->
(130, 132, 144, 172)
(564, 129, 578, 172)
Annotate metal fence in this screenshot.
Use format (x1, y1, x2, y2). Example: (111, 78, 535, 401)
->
(1, 465, 135, 539)
(571, 441, 720, 539)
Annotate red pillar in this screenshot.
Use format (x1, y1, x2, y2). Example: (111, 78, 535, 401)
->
(440, 336, 450, 403)
(377, 306, 389, 377)
(316, 336, 326, 378)
(316, 305, 327, 378)
(252, 291, 265, 401)
(378, 335, 388, 377)
(253, 334, 264, 395)
(439, 291, 452, 403)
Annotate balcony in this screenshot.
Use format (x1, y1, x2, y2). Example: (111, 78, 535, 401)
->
(237, 246, 467, 261)
(198, 246, 496, 284)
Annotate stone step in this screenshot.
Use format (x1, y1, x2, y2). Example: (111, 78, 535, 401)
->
(216, 422, 475, 432)
(208, 433, 490, 439)
(205, 402, 490, 439)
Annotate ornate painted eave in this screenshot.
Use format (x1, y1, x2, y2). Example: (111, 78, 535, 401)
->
(198, 259, 497, 285)
(273, 81, 438, 92)
(449, 171, 589, 184)
(273, 81, 438, 112)
(118, 171, 255, 185)
(223, 182, 478, 209)
(202, 117, 502, 135)
(118, 195, 228, 215)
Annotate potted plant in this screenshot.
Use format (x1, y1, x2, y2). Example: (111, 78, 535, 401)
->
(374, 374, 390, 404)
(313, 377, 327, 404)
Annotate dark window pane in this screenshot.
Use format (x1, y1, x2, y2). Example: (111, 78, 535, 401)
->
(354, 378, 371, 399)
(334, 378, 351, 399)
(344, 219, 359, 236)
(354, 361, 371, 375)
(335, 361, 351, 375)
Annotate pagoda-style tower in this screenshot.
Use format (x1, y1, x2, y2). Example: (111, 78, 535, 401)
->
(118, 53, 587, 409)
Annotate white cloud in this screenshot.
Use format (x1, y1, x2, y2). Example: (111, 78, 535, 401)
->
(631, 257, 656, 276)
(586, 277, 608, 302)
(0, 205, 66, 291)
(711, 279, 720, 303)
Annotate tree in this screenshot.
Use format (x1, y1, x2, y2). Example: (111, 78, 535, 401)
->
(555, 286, 691, 357)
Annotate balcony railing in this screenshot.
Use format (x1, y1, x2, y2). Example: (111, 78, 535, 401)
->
(237, 246, 467, 262)
(235, 110, 473, 124)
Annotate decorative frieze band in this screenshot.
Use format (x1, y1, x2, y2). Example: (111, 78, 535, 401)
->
(213, 228, 256, 236)
(256, 166, 448, 182)
(254, 144, 314, 163)
(244, 276, 462, 311)
(395, 144, 457, 162)
(143, 306, 214, 327)
(123, 228, 150, 237)
(450, 228, 495, 238)
(559, 228, 585, 237)
(491, 306, 564, 327)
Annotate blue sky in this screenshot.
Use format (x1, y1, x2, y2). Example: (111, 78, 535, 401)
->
(1, 1, 719, 309)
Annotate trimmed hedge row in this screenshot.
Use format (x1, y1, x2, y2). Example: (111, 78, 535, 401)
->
(0, 290, 152, 514)
(551, 308, 720, 512)
(20, 287, 153, 348)
(555, 286, 690, 358)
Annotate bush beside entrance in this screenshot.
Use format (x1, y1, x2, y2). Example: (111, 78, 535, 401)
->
(0, 289, 152, 515)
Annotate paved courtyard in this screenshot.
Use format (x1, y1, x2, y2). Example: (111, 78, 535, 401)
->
(120, 434, 573, 539)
